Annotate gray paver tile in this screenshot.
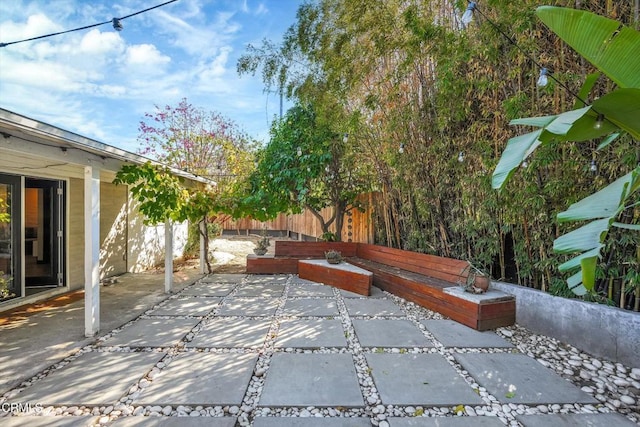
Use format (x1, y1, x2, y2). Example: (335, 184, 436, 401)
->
(133, 352, 257, 406)
(387, 417, 506, 426)
(188, 317, 272, 348)
(282, 298, 339, 317)
(110, 417, 238, 426)
(344, 298, 404, 317)
(10, 352, 162, 406)
(341, 286, 385, 298)
(217, 298, 279, 317)
(253, 418, 373, 426)
(421, 319, 513, 348)
(100, 318, 199, 347)
(353, 319, 433, 348)
(200, 274, 245, 284)
(150, 297, 220, 316)
(288, 283, 335, 297)
(516, 413, 638, 427)
(182, 282, 236, 297)
(290, 277, 319, 285)
(275, 319, 347, 348)
(455, 353, 599, 405)
(0, 417, 98, 426)
(244, 275, 288, 284)
(235, 283, 285, 297)
(260, 353, 364, 407)
(366, 353, 483, 406)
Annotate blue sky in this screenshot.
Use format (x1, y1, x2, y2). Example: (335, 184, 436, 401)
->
(0, 0, 299, 153)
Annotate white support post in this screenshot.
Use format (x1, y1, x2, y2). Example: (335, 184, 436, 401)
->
(165, 218, 173, 293)
(84, 165, 100, 337)
(199, 220, 206, 274)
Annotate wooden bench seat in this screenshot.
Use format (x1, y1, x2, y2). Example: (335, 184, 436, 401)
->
(348, 256, 514, 330)
(245, 241, 515, 330)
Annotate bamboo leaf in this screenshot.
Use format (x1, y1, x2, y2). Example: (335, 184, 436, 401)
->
(597, 132, 620, 150)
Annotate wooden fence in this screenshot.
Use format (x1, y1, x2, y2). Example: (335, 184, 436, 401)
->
(220, 193, 375, 243)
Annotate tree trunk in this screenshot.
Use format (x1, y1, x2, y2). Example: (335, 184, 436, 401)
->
(199, 217, 212, 273)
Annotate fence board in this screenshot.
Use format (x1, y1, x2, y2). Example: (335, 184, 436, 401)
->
(221, 193, 374, 243)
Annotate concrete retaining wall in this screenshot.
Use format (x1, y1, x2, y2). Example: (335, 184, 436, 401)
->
(491, 281, 639, 368)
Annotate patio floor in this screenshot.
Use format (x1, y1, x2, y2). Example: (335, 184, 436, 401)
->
(0, 273, 638, 426)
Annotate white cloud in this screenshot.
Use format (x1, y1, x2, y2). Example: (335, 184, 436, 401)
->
(79, 29, 124, 56)
(0, 13, 61, 44)
(125, 43, 171, 68)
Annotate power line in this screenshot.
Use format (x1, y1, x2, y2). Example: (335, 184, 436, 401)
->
(0, 0, 179, 48)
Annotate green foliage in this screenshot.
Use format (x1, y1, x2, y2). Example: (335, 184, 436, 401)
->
(238, 0, 639, 308)
(493, 7, 640, 294)
(0, 271, 14, 299)
(235, 103, 370, 240)
(183, 222, 221, 259)
(113, 162, 190, 225)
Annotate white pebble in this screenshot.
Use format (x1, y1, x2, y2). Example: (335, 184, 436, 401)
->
(620, 395, 636, 405)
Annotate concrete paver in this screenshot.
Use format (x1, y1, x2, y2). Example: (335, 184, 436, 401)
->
(353, 319, 433, 348)
(387, 417, 506, 426)
(344, 298, 404, 316)
(0, 417, 98, 426)
(2, 271, 637, 427)
(11, 351, 162, 405)
(366, 353, 484, 406)
(288, 282, 335, 297)
(341, 286, 385, 298)
(181, 282, 236, 297)
(455, 353, 599, 405)
(235, 283, 285, 297)
(260, 353, 364, 407)
(244, 275, 288, 285)
(275, 318, 347, 348)
(515, 413, 639, 426)
(187, 317, 271, 348)
(282, 298, 339, 316)
(100, 318, 199, 347)
(110, 417, 238, 427)
(422, 319, 513, 348)
(149, 297, 219, 316)
(200, 274, 245, 284)
(217, 297, 279, 317)
(253, 418, 373, 426)
(133, 352, 257, 406)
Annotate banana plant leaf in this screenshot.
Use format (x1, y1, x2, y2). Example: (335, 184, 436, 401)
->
(557, 171, 636, 222)
(536, 7, 640, 88)
(554, 168, 639, 293)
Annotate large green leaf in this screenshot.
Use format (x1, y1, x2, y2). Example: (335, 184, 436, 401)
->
(553, 218, 612, 254)
(536, 7, 640, 88)
(557, 171, 635, 222)
(591, 88, 640, 139)
(554, 167, 639, 294)
(491, 129, 542, 189)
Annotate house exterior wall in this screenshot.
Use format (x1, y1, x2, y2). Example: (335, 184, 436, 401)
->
(126, 197, 188, 273)
(68, 177, 84, 291)
(100, 182, 128, 278)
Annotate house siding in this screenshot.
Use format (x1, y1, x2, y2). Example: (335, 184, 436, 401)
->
(68, 177, 84, 291)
